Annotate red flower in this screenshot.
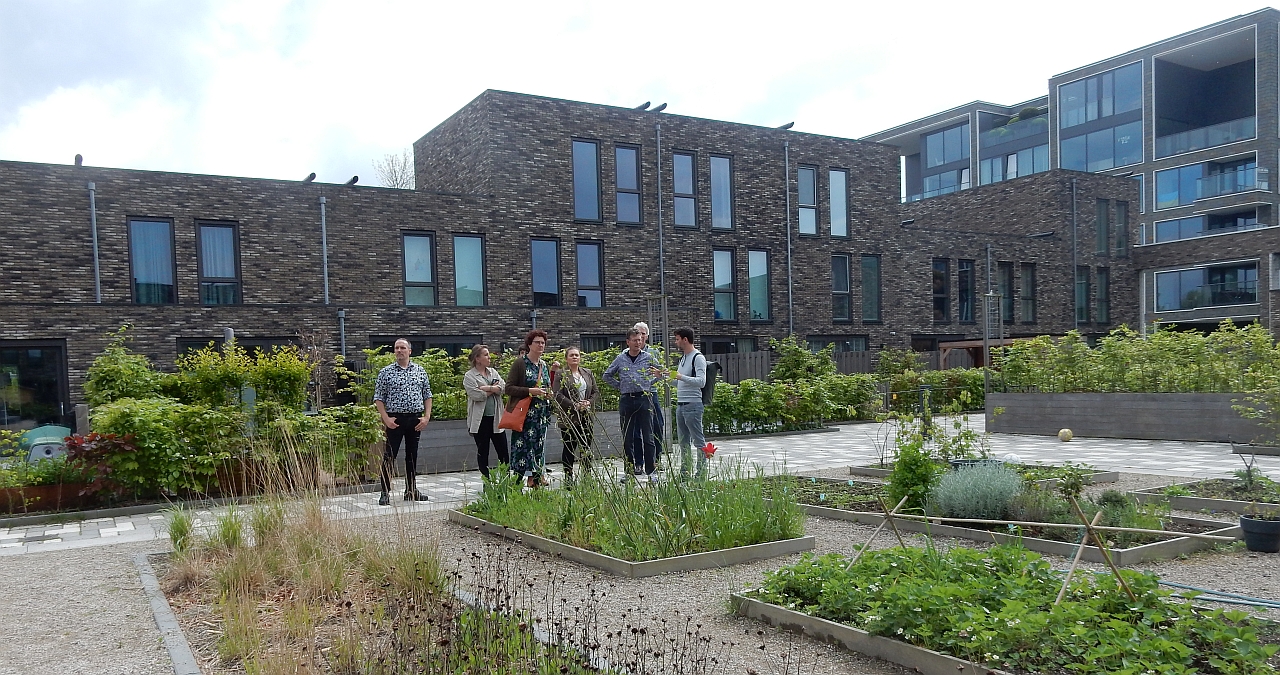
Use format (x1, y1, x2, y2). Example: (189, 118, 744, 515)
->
(701, 442, 717, 458)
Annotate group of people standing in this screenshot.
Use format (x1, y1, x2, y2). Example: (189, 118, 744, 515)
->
(371, 324, 708, 503)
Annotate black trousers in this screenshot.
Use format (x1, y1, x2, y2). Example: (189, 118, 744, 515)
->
(619, 394, 656, 475)
(381, 412, 422, 493)
(560, 413, 594, 477)
(471, 415, 510, 477)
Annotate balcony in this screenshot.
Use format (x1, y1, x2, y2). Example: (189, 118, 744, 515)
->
(1155, 116, 1255, 158)
(979, 116, 1049, 149)
(1159, 280, 1257, 311)
(1141, 219, 1267, 245)
(1197, 166, 1268, 200)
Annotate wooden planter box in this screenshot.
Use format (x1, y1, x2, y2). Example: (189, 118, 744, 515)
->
(848, 464, 1120, 488)
(732, 594, 1013, 675)
(1131, 481, 1280, 517)
(447, 510, 814, 577)
(0, 483, 93, 514)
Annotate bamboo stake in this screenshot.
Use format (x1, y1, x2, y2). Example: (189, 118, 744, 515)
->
(877, 496, 908, 550)
(845, 495, 908, 570)
(1056, 511, 1103, 606)
(1069, 496, 1137, 603)
(838, 512, 1236, 542)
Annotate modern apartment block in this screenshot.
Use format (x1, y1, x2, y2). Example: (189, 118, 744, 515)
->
(865, 8, 1280, 334)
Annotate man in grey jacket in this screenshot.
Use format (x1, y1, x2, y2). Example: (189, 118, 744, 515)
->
(662, 327, 708, 479)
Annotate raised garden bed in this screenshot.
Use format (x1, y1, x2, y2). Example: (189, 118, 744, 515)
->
(448, 509, 815, 577)
(0, 483, 92, 514)
(1132, 480, 1280, 517)
(848, 463, 1120, 488)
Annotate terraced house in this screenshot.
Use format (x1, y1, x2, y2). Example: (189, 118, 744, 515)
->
(11, 10, 1280, 432)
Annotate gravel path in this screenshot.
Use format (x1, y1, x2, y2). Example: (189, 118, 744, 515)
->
(0, 540, 171, 675)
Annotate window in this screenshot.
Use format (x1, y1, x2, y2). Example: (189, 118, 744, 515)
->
(0, 340, 69, 431)
(1114, 201, 1128, 254)
(615, 145, 641, 224)
(1096, 267, 1110, 323)
(1150, 210, 1260, 244)
(979, 157, 1004, 185)
(370, 336, 479, 358)
(580, 334, 626, 353)
(832, 254, 851, 322)
(710, 155, 732, 229)
(806, 336, 868, 352)
(704, 337, 755, 354)
(197, 222, 239, 305)
(1134, 174, 1145, 213)
(798, 166, 817, 234)
(713, 249, 735, 320)
(1060, 121, 1142, 171)
(673, 152, 696, 227)
(1059, 63, 1142, 129)
(924, 123, 970, 167)
(829, 169, 848, 236)
(1096, 199, 1109, 255)
(748, 250, 769, 321)
(1156, 264, 1258, 311)
(572, 140, 600, 221)
(403, 233, 436, 306)
(1155, 164, 1205, 209)
(861, 255, 881, 322)
(453, 235, 485, 306)
(957, 260, 975, 323)
(998, 262, 1015, 323)
(575, 241, 603, 307)
(1020, 263, 1036, 323)
(1075, 266, 1090, 323)
(932, 258, 950, 322)
(531, 239, 560, 307)
(922, 168, 970, 198)
(129, 219, 176, 304)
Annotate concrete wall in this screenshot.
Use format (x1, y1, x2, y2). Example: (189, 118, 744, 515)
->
(986, 392, 1268, 442)
(403, 414, 625, 474)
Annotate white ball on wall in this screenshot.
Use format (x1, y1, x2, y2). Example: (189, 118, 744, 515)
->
(1058, 428, 1074, 442)
(1002, 453, 1022, 463)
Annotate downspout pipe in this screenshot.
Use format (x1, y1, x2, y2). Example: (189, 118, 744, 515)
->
(784, 141, 794, 335)
(1071, 178, 1078, 330)
(320, 196, 331, 305)
(655, 124, 665, 316)
(87, 182, 101, 303)
(337, 309, 347, 357)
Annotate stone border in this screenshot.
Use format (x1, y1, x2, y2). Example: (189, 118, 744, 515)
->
(847, 465, 1121, 488)
(134, 553, 202, 675)
(708, 425, 841, 441)
(0, 482, 380, 528)
(447, 510, 815, 577)
(731, 594, 1013, 675)
(1131, 481, 1280, 517)
(786, 500, 1238, 566)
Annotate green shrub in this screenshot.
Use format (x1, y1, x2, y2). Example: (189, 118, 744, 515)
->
(0, 455, 93, 489)
(769, 335, 837, 382)
(930, 463, 1022, 520)
(876, 347, 924, 376)
(886, 421, 939, 513)
(886, 368, 985, 413)
(1007, 485, 1072, 524)
(89, 398, 238, 497)
(83, 326, 164, 406)
(175, 342, 252, 407)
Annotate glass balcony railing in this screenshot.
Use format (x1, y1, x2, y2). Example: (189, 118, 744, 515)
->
(1142, 219, 1267, 245)
(979, 116, 1049, 149)
(1161, 280, 1257, 311)
(1197, 166, 1268, 199)
(1155, 116, 1256, 158)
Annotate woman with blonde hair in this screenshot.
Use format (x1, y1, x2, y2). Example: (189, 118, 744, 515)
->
(553, 345, 599, 483)
(462, 344, 508, 478)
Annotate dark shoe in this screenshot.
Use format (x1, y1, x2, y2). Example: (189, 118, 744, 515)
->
(378, 492, 391, 506)
(404, 490, 429, 502)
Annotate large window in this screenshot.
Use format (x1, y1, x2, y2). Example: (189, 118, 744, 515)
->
(932, 258, 950, 322)
(998, 262, 1015, 323)
(403, 233, 436, 306)
(924, 123, 970, 168)
(673, 152, 696, 227)
(832, 254, 851, 322)
(1075, 266, 1090, 323)
(806, 336, 868, 352)
(861, 255, 881, 322)
(1115, 201, 1129, 254)
(1156, 263, 1258, 311)
(1149, 210, 1261, 244)
(713, 249, 735, 321)
(1096, 200, 1110, 254)
(1096, 267, 1110, 323)
(575, 241, 603, 307)
(129, 219, 176, 305)
(957, 259, 974, 323)
(829, 169, 848, 237)
(0, 341, 68, 431)
(1020, 263, 1036, 323)
(615, 145, 641, 224)
(710, 155, 733, 229)
(1154, 164, 1205, 209)
(531, 239, 561, 307)
(921, 168, 970, 198)
(1060, 121, 1142, 172)
(798, 166, 817, 234)
(197, 222, 239, 305)
(748, 250, 769, 321)
(979, 145, 1049, 185)
(453, 235, 485, 306)
(1059, 63, 1142, 129)
(572, 140, 600, 221)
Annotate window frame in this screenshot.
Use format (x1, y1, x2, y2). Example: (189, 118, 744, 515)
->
(932, 258, 951, 324)
(1075, 265, 1090, 324)
(1096, 266, 1110, 324)
(1096, 199, 1110, 255)
(797, 165, 818, 235)
(127, 217, 178, 305)
(402, 231, 438, 306)
(1114, 201, 1129, 255)
(614, 143, 642, 225)
(747, 249, 770, 322)
(574, 240, 605, 308)
(1020, 263, 1037, 324)
(861, 254, 882, 323)
(672, 150, 698, 228)
(452, 233, 487, 307)
(829, 168, 849, 237)
(195, 220, 241, 306)
(530, 237, 562, 308)
(997, 261, 1015, 323)
(709, 153, 734, 230)
(957, 259, 975, 324)
(572, 138, 602, 223)
(832, 254, 852, 323)
(712, 248, 737, 322)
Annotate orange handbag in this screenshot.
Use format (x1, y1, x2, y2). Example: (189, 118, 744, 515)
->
(498, 396, 531, 432)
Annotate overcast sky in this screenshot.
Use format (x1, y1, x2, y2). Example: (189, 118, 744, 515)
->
(0, 1, 1272, 186)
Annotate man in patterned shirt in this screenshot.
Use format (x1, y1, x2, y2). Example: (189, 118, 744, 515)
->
(603, 328, 660, 481)
(373, 338, 433, 505)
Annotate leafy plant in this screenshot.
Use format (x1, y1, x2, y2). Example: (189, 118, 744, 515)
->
(64, 432, 139, 497)
(875, 347, 924, 377)
(929, 463, 1022, 520)
(885, 419, 940, 513)
(768, 334, 837, 382)
(83, 326, 165, 406)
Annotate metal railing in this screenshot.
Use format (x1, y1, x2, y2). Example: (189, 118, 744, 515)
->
(1160, 280, 1258, 311)
(1197, 166, 1268, 200)
(1142, 219, 1268, 244)
(1155, 116, 1255, 158)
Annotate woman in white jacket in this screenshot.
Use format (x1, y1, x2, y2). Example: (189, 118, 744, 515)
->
(463, 344, 509, 477)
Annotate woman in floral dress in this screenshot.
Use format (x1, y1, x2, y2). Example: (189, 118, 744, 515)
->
(504, 329, 553, 487)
